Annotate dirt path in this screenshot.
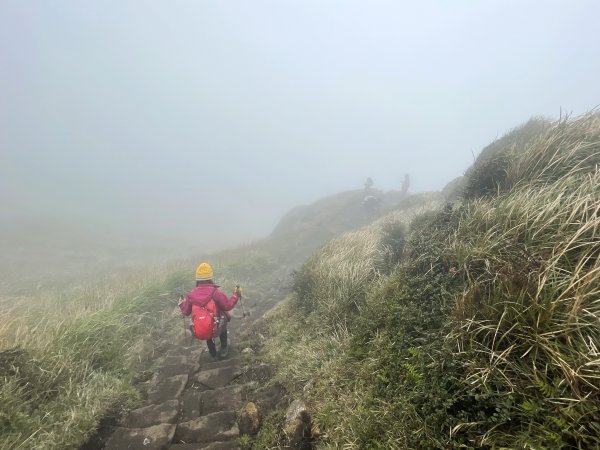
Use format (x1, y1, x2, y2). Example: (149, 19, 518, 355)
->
(94, 281, 289, 450)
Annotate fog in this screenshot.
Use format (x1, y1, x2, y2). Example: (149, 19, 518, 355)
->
(2, 1, 600, 254)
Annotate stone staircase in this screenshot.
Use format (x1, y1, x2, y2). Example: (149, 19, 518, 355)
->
(103, 338, 247, 450)
(92, 280, 295, 450)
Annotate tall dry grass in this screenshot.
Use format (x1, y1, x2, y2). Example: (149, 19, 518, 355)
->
(256, 200, 441, 449)
(260, 112, 600, 449)
(0, 262, 192, 449)
(448, 171, 600, 447)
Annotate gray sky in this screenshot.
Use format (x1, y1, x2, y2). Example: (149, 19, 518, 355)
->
(1, 1, 599, 246)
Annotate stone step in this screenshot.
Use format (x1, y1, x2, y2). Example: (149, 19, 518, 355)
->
(104, 423, 176, 450)
(167, 346, 204, 359)
(164, 355, 192, 366)
(200, 385, 243, 416)
(173, 411, 239, 443)
(148, 374, 189, 403)
(170, 442, 240, 450)
(201, 358, 241, 372)
(156, 362, 200, 381)
(191, 366, 242, 390)
(181, 390, 202, 422)
(123, 400, 181, 428)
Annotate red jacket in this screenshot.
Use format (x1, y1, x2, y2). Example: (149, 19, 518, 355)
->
(179, 284, 239, 319)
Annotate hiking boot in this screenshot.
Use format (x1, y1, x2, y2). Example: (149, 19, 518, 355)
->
(219, 344, 229, 359)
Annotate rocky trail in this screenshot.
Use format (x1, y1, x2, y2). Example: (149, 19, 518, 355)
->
(104, 344, 244, 450)
(88, 283, 290, 450)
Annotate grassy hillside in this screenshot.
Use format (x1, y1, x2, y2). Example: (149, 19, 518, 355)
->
(254, 112, 600, 449)
(0, 264, 188, 450)
(0, 182, 412, 449)
(4, 112, 598, 449)
(269, 188, 440, 266)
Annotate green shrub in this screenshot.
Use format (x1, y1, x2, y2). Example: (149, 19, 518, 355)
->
(265, 112, 600, 449)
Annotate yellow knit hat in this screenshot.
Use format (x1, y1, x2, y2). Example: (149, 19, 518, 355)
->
(195, 262, 214, 281)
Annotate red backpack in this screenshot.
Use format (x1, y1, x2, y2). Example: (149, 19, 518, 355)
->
(191, 290, 219, 340)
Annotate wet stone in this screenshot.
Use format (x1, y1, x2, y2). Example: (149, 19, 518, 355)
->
(164, 355, 190, 366)
(187, 380, 215, 392)
(104, 423, 176, 450)
(181, 390, 202, 421)
(193, 366, 242, 390)
(148, 374, 188, 403)
(168, 444, 207, 450)
(200, 385, 243, 416)
(169, 444, 206, 449)
(170, 442, 240, 450)
(157, 363, 199, 381)
(123, 400, 181, 428)
(201, 358, 241, 372)
(199, 442, 241, 450)
(173, 411, 239, 443)
(167, 346, 203, 359)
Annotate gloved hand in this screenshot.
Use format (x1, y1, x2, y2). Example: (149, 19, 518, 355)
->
(178, 294, 185, 306)
(234, 285, 243, 297)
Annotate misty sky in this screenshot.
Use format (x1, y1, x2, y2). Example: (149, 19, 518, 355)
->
(1, 1, 599, 247)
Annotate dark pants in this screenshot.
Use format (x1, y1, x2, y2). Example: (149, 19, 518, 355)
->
(206, 320, 228, 357)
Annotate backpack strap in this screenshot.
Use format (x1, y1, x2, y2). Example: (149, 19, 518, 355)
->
(212, 287, 225, 319)
(197, 288, 218, 315)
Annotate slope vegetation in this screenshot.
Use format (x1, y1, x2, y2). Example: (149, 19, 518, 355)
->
(0, 181, 415, 449)
(268, 188, 434, 266)
(255, 113, 600, 449)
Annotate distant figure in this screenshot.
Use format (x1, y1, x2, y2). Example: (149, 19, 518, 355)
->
(364, 177, 374, 194)
(362, 195, 381, 214)
(178, 262, 242, 359)
(400, 173, 410, 198)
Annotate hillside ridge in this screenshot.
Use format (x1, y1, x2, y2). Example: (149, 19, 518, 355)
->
(246, 112, 600, 449)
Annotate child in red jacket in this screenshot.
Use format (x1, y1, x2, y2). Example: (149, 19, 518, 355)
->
(179, 262, 241, 359)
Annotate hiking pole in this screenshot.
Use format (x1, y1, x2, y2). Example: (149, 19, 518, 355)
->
(178, 294, 187, 340)
(236, 285, 247, 318)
